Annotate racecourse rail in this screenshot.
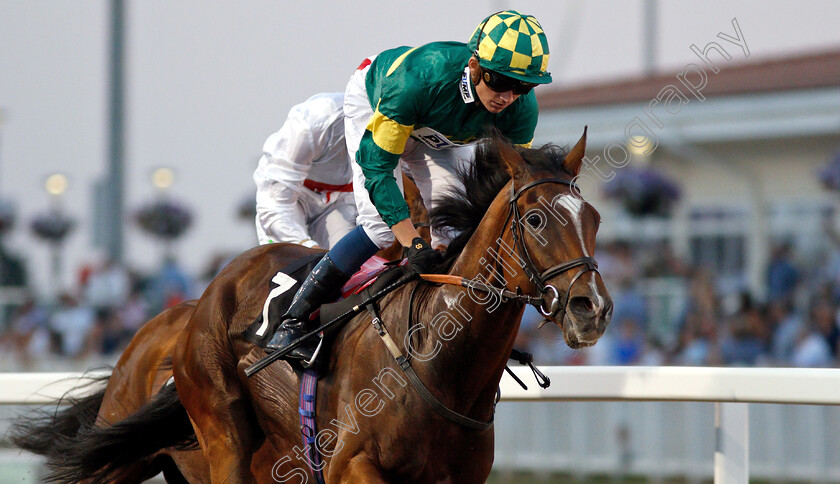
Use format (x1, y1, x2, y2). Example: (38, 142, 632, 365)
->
(4, 366, 840, 484)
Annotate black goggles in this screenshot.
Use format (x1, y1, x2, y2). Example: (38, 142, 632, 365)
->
(480, 68, 538, 95)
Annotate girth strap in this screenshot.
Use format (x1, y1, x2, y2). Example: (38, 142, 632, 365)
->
(362, 290, 493, 432)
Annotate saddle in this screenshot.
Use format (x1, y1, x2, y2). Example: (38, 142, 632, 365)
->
(241, 253, 407, 367)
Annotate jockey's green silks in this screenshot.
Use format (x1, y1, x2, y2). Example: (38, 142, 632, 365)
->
(358, 41, 539, 227)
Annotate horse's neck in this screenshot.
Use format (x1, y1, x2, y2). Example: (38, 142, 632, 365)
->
(416, 187, 532, 418)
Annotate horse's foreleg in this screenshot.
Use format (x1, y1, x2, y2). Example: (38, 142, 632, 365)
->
(334, 454, 389, 484)
(178, 368, 258, 483)
(174, 331, 258, 483)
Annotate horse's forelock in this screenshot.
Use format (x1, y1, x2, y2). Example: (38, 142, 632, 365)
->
(517, 143, 573, 179)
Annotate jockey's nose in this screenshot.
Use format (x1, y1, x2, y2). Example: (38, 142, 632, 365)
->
(498, 90, 515, 102)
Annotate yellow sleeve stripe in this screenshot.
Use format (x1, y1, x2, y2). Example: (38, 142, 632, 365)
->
(515, 139, 533, 149)
(386, 47, 418, 77)
(366, 106, 414, 155)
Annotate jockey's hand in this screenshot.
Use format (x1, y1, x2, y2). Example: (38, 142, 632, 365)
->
(405, 237, 443, 275)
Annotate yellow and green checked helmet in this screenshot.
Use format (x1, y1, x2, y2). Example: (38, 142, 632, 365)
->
(468, 10, 552, 84)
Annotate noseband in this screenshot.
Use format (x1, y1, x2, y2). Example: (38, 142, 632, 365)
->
(507, 177, 600, 321)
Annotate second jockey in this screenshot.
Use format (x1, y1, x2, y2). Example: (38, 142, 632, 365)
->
(254, 92, 356, 250)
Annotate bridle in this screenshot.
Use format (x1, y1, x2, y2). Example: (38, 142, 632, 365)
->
(505, 177, 600, 322)
(361, 175, 602, 433)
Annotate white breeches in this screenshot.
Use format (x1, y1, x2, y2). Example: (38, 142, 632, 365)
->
(255, 190, 356, 249)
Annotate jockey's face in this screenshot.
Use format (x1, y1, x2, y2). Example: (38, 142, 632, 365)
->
(469, 57, 520, 114)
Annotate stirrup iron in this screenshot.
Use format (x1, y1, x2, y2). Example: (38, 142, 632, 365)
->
(302, 333, 325, 368)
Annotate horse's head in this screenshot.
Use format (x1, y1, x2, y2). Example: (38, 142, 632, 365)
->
(496, 128, 612, 348)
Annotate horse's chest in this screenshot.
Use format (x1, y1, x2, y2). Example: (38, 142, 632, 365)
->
(378, 421, 494, 482)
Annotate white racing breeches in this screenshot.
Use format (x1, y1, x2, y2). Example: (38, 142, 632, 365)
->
(255, 190, 356, 249)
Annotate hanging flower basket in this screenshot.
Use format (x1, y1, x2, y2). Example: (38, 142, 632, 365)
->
(30, 211, 75, 242)
(604, 167, 681, 217)
(818, 150, 840, 192)
(0, 199, 15, 235)
(135, 200, 193, 240)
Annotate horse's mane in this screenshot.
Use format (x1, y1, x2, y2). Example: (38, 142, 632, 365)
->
(430, 135, 572, 267)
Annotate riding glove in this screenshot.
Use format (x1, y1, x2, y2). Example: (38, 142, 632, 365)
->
(405, 237, 443, 274)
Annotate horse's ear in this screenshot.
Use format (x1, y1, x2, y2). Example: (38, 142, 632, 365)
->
(495, 137, 526, 178)
(563, 126, 588, 177)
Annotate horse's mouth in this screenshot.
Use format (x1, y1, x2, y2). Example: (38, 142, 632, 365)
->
(564, 334, 598, 349)
(561, 314, 604, 349)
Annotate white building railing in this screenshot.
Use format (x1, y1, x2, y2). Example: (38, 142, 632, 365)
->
(3, 366, 840, 484)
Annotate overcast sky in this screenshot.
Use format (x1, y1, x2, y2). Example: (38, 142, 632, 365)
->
(1, 0, 839, 293)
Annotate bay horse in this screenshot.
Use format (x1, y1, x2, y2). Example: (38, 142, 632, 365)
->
(17, 131, 611, 483)
(176, 130, 611, 483)
(12, 174, 432, 483)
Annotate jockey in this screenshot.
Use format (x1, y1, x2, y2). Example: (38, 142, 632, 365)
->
(267, 10, 553, 360)
(254, 92, 356, 249)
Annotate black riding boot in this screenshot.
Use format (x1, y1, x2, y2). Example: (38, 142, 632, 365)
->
(265, 254, 350, 361)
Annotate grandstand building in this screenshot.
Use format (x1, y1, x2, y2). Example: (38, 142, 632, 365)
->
(536, 49, 840, 303)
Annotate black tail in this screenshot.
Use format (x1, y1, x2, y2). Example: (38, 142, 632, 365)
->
(14, 382, 197, 483)
(10, 372, 110, 457)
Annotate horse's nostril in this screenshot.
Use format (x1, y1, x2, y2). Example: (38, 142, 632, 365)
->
(569, 296, 595, 316)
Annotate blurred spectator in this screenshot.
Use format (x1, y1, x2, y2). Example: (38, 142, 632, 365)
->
(0, 241, 28, 324)
(674, 311, 716, 365)
(790, 299, 836, 367)
(612, 319, 645, 365)
(610, 279, 648, 333)
(0, 243, 26, 287)
(820, 214, 840, 301)
(766, 243, 800, 304)
(811, 298, 840, 357)
(642, 241, 688, 279)
(148, 256, 191, 312)
(117, 287, 150, 341)
(673, 268, 720, 365)
(768, 301, 803, 363)
(598, 241, 638, 286)
(84, 257, 131, 312)
(49, 292, 95, 358)
(720, 293, 769, 366)
(638, 336, 666, 366)
(609, 276, 648, 365)
(89, 309, 124, 355)
(2, 295, 49, 366)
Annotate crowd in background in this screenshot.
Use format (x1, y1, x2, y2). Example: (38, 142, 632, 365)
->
(3, 231, 840, 369)
(516, 235, 840, 368)
(0, 250, 230, 368)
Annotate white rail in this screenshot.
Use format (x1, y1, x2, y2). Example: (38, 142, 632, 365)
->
(0, 371, 111, 405)
(498, 366, 840, 405)
(4, 366, 840, 484)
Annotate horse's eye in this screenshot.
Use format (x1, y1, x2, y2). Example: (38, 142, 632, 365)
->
(526, 214, 541, 228)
